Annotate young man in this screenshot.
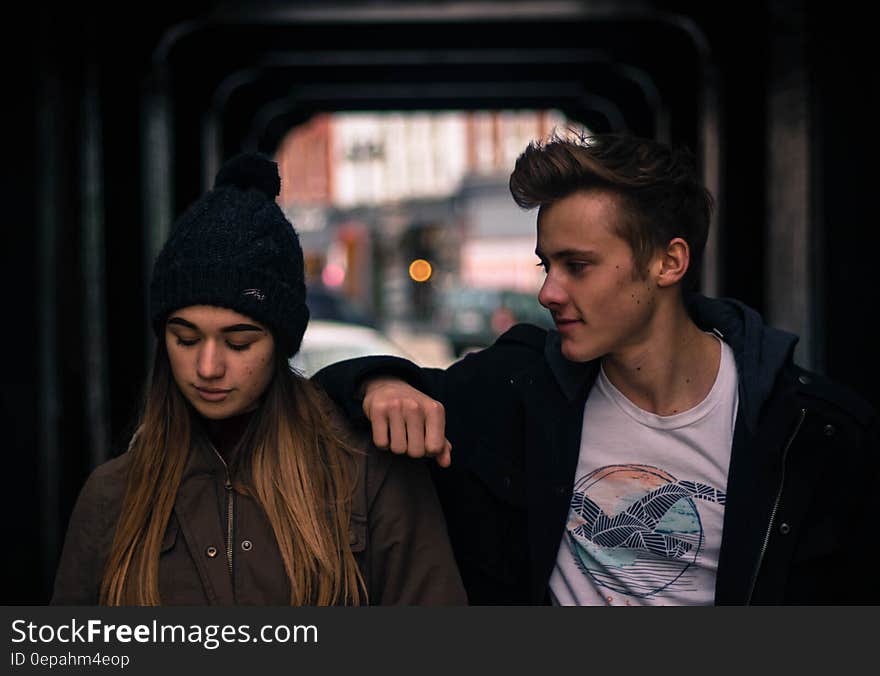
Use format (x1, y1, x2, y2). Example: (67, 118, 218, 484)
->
(315, 133, 878, 605)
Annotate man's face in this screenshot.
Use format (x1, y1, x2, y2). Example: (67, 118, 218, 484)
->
(536, 189, 660, 362)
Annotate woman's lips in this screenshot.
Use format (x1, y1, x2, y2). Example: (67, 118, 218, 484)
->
(194, 386, 231, 402)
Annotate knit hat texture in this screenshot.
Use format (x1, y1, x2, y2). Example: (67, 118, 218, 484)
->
(149, 153, 309, 357)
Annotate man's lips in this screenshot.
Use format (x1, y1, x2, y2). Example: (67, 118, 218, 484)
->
(553, 317, 583, 332)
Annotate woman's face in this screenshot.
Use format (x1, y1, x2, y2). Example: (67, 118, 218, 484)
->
(165, 305, 276, 420)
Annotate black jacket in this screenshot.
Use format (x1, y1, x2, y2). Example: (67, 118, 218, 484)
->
(315, 295, 879, 604)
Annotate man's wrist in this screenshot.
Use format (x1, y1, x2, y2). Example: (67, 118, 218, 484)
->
(360, 375, 404, 402)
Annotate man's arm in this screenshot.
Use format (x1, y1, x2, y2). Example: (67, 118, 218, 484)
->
(313, 324, 550, 468)
(313, 356, 453, 466)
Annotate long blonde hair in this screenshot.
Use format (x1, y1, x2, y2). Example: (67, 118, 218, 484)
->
(99, 341, 365, 605)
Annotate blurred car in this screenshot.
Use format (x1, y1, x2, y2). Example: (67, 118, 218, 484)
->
(435, 287, 554, 356)
(290, 319, 410, 377)
(306, 286, 376, 328)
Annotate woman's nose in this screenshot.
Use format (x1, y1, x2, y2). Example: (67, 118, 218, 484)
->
(196, 340, 225, 380)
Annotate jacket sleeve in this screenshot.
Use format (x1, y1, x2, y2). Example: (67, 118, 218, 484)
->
(365, 451, 468, 606)
(50, 462, 119, 605)
(843, 411, 880, 603)
(311, 325, 545, 448)
(312, 355, 447, 426)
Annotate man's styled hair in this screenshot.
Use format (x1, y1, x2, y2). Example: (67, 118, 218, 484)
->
(509, 131, 714, 290)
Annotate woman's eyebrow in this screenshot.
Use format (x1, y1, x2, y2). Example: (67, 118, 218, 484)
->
(221, 324, 264, 333)
(167, 317, 197, 329)
(166, 318, 263, 333)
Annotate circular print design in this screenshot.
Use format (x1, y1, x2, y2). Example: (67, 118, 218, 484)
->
(565, 464, 725, 598)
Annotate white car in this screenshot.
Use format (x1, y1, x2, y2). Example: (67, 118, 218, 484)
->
(290, 320, 410, 377)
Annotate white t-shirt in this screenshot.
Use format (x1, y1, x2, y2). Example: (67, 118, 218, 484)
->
(549, 337, 738, 605)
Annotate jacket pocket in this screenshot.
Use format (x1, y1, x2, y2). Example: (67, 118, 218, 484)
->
(160, 516, 180, 554)
(348, 513, 367, 554)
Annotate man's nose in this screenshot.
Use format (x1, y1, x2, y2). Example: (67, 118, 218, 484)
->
(538, 273, 566, 309)
(196, 340, 225, 380)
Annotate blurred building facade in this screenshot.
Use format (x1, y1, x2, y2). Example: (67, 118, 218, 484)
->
(275, 109, 576, 325)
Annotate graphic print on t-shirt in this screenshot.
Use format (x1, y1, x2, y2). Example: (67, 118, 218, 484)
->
(565, 464, 726, 599)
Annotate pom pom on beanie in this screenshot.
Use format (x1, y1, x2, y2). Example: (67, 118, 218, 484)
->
(214, 152, 282, 199)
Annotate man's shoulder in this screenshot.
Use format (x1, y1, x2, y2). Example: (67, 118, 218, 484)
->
(448, 323, 549, 383)
(465, 323, 547, 364)
(494, 323, 548, 350)
(781, 363, 877, 429)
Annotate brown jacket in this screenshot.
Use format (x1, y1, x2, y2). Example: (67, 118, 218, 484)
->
(51, 435, 466, 606)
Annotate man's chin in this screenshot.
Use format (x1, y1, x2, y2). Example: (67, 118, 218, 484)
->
(560, 338, 600, 363)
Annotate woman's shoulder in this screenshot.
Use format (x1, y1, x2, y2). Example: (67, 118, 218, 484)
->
(51, 453, 131, 605)
(309, 375, 441, 511)
(363, 447, 435, 510)
(310, 383, 424, 504)
(352, 442, 469, 605)
(88, 451, 131, 483)
(75, 452, 132, 512)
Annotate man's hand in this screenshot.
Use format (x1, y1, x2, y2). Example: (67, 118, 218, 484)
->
(362, 377, 452, 467)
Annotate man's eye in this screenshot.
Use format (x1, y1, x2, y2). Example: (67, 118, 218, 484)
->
(227, 342, 252, 352)
(568, 261, 589, 273)
(536, 261, 548, 272)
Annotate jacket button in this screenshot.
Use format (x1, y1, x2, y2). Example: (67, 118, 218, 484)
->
(779, 523, 791, 535)
(823, 424, 836, 437)
(348, 529, 357, 545)
(206, 546, 218, 558)
(556, 486, 567, 496)
(241, 540, 253, 552)
(503, 475, 511, 489)
(797, 374, 811, 385)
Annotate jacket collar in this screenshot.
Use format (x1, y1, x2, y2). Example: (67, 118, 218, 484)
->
(684, 293, 798, 433)
(180, 437, 229, 483)
(543, 331, 598, 404)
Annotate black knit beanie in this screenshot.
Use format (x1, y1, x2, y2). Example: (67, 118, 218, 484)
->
(149, 153, 309, 357)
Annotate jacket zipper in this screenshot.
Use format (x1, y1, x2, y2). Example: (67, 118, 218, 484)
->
(209, 444, 235, 579)
(745, 407, 806, 604)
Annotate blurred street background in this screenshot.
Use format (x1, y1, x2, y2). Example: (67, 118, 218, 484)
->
(3, 0, 876, 602)
(284, 108, 574, 371)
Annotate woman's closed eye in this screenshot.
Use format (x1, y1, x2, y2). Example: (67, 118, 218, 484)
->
(173, 335, 253, 351)
(226, 341, 253, 352)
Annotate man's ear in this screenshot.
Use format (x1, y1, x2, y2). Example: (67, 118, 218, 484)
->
(655, 237, 690, 288)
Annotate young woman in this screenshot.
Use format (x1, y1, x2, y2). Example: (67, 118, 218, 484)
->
(51, 154, 466, 606)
